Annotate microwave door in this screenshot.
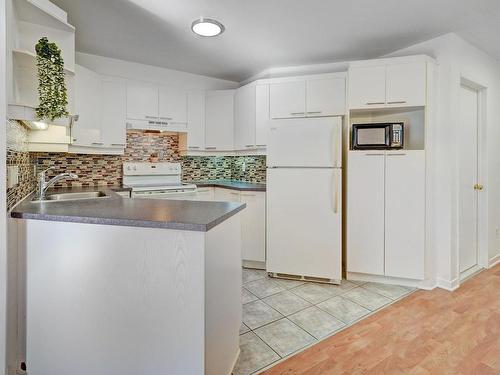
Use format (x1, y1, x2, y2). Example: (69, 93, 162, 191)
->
(354, 126, 389, 149)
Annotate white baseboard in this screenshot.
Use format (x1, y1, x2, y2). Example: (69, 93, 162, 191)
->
(242, 260, 266, 270)
(489, 253, 500, 268)
(436, 276, 460, 291)
(346, 272, 435, 290)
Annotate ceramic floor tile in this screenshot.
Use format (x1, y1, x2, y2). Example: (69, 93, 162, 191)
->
(343, 287, 392, 311)
(240, 322, 250, 335)
(242, 287, 259, 304)
(290, 283, 335, 304)
(348, 280, 367, 286)
(273, 278, 306, 290)
(233, 331, 280, 375)
(243, 300, 283, 330)
(319, 280, 358, 296)
(362, 282, 414, 300)
(288, 306, 346, 339)
(244, 278, 286, 299)
(263, 291, 312, 316)
(318, 296, 370, 324)
(254, 318, 315, 357)
(243, 268, 268, 284)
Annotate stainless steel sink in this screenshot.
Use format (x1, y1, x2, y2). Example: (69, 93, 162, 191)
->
(32, 191, 109, 202)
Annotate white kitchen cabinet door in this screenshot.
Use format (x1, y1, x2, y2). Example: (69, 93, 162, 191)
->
(240, 192, 266, 263)
(159, 86, 187, 123)
(384, 150, 425, 280)
(205, 90, 235, 151)
(348, 66, 386, 109)
(234, 84, 256, 150)
(269, 81, 306, 119)
(347, 151, 385, 275)
(126, 83, 158, 121)
(213, 188, 240, 202)
(255, 84, 269, 147)
(195, 187, 214, 201)
(386, 62, 426, 107)
(306, 77, 346, 116)
(187, 90, 205, 150)
(100, 78, 127, 147)
(73, 64, 101, 147)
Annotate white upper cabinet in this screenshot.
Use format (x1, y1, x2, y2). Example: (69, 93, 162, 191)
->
(205, 90, 235, 151)
(349, 61, 427, 109)
(234, 84, 256, 150)
(73, 65, 101, 147)
(126, 83, 158, 120)
(159, 86, 187, 124)
(255, 84, 270, 147)
(100, 78, 127, 147)
(306, 77, 346, 116)
(386, 62, 426, 107)
(270, 81, 306, 119)
(186, 90, 205, 151)
(348, 66, 386, 109)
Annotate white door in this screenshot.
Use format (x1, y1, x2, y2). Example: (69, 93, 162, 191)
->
(205, 90, 235, 151)
(126, 83, 158, 121)
(74, 64, 101, 146)
(386, 62, 426, 107)
(346, 151, 385, 275)
(240, 192, 266, 263)
(267, 117, 342, 167)
(269, 81, 306, 119)
(459, 85, 480, 274)
(348, 66, 386, 109)
(234, 84, 256, 150)
(384, 151, 425, 280)
(187, 90, 205, 150)
(100, 78, 126, 147)
(306, 77, 346, 117)
(159, 86, 187, 123)
(267, 168, 341, 280)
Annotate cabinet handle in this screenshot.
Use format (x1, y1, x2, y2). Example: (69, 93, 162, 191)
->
(145, 115, 157, 119)
(188, 146, 200, 149)
(230, 192, 239, 195)
(365, 102, 385, 105)
(333, 171, 339, 214)
(387, 100, 407, 104)
(245, 145, 254, 148)
(387, 153, 406, 156)
(160, 117, 173, 120)
(256, 144, 266, 147)
(290, 112, 305, 116)
(72, 138, 77, 142)
(111, 143, 126, 146)
(205, 147, 217, 150)
(240, 193, 255, 197)
(307, 111, 322, 114)
(91, 142, 104, 146)
(365, 153, 384, 156)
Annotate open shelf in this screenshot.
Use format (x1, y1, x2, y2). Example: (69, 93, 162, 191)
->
(14, 0, 75, 32)
(12, 48, 75, 75)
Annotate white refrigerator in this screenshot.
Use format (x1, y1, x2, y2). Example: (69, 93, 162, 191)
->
(266, 117, 342, 282)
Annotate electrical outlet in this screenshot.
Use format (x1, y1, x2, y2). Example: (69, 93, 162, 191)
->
(7, 166, 19, 188)
(242, 161, 246, 172)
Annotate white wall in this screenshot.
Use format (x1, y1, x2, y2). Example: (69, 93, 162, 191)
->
(1, 0, 9, 373)
(76, 52, 238, 90)
(384, 33, 500, 286)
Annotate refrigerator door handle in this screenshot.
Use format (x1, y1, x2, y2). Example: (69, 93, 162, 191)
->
(332, 122, 340, 167)
(333, 170, 339, 214)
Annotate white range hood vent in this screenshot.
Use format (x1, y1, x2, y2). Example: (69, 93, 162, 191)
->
(8, 104, 78, 129)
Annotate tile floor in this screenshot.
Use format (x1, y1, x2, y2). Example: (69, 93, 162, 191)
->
(234, 268, 415, 375)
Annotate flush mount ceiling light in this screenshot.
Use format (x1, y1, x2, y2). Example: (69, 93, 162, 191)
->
(191, 18, 225, 37)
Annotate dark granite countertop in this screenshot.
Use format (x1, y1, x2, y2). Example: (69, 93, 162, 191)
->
(187, 180, 266, 192)
(10, 187, 245, 232)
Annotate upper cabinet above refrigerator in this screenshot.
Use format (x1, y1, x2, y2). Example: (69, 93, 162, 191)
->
(269, 74, 346, 119)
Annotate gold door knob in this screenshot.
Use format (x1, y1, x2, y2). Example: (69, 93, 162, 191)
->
(474, 184, 484, 191)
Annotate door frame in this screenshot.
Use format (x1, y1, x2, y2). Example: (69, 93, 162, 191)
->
(456, 77, 488, 280)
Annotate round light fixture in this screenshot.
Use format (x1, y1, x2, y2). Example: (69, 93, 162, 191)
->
(191, 18, 225, 37)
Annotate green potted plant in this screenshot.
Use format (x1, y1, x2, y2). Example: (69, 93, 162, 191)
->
(35, 37, 68, 121)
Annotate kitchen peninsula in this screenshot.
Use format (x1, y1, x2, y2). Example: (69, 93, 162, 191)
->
(11, 189, 245, 375)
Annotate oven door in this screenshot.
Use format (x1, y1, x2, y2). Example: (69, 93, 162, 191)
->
(132, 189, 198, 200)
(352, 124, 389, 149)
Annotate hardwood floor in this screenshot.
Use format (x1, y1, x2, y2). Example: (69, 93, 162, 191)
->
(263, 265, 500, 375)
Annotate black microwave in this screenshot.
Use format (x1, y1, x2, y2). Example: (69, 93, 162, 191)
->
(351, 122, 404, 150)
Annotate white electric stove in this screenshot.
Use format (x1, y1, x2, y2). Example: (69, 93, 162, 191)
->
(123, 162, 197, 199)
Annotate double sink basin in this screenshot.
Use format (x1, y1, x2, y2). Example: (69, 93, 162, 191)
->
(32, 191, 109, 203)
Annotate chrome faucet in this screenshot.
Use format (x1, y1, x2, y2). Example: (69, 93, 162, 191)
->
(37, 167, 79, 200)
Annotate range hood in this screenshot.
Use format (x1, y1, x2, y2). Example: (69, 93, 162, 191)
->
(8, 104, 78, 129)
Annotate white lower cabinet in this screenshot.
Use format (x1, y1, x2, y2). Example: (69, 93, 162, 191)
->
(195, 187, 215, 201)
(213, 188, 266, 264)
(347, 150, 425, 280)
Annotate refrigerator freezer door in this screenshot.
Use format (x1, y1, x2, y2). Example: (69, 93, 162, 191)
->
(267, 117, 342, 168)
(266, 168, 342, 281)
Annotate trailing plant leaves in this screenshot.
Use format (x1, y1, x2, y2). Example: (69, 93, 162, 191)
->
(35, 37, 69, 121)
